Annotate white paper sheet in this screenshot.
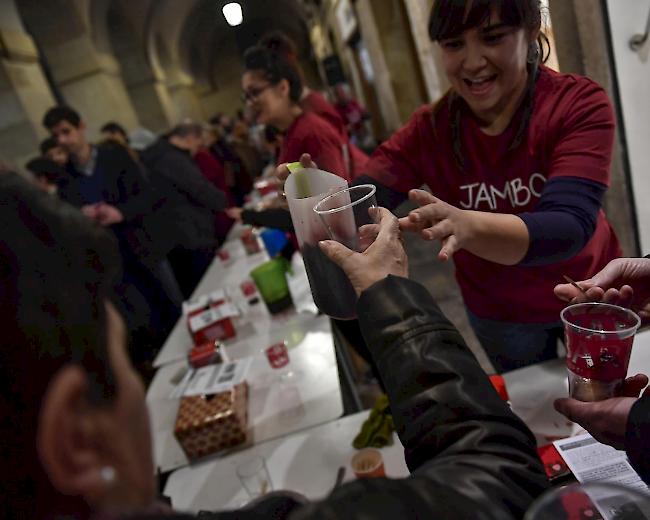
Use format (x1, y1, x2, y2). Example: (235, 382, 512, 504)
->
(169, 357, 252, 399)
(554, 434, 650, 518)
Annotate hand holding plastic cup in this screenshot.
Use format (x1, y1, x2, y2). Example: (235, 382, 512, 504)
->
(305, 184, 377, 320)
(561, 302, 640, 402)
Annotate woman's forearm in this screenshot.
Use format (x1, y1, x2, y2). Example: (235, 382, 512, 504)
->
(463, 211, 529, 265)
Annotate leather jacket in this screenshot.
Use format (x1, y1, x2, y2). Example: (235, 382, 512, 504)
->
(291, 276, 549, 519)
(130, 276, 549, 520)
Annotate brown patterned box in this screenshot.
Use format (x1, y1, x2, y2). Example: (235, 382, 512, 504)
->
(174, 383, 249, 461)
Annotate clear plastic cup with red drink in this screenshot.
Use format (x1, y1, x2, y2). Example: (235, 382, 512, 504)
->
(561, 303, 640, 401)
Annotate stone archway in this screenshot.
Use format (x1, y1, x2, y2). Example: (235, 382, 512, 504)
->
(15, 0, 139, 139)
(0, 0, 56, 164)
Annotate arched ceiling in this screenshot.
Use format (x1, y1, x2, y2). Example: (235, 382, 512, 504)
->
(180, 0, 313, 85)
(15, 0, 316, 89)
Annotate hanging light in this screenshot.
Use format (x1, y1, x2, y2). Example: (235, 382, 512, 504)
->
(222, 2, 243, 26)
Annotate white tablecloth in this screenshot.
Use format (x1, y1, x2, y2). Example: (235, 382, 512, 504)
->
(164, 410, 409, 512)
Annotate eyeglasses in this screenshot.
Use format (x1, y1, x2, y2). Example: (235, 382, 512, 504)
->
(241, 84, 272, 103)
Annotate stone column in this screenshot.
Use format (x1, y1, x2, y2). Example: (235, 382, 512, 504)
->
(402, 0, 449, 102)
(355, 0, 401, 132)
(550, 0, 638, 256)
(0, 1, 55, 164)
(43, 35, 139, 139)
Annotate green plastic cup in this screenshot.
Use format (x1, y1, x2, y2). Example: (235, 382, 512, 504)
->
(250, 258, 293, 314)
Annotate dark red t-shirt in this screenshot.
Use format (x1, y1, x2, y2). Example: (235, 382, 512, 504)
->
(364, 65, 621, 323)
(278, 111, 351, 181)
(301, 90, 368, 178)
(194, 148, 235, 239)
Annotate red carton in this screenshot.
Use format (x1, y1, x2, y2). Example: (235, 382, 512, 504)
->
(188, 341, 222, 369)
(188, 302, 238, 344)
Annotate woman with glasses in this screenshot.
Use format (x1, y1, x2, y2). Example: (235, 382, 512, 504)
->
(241, 46, 351, 181)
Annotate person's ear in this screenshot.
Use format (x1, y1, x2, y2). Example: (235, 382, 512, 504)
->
(37, 365, 110, 504)
(278, 78, 291, 98)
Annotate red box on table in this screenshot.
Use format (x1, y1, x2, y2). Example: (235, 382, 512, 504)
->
(184, 290, 238, 345)
(174, 382, 249, 460)
(188, 341, 222, 368)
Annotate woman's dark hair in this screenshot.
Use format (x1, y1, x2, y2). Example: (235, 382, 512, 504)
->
(428, 0, 550, 171)
(0, 172, 119, 517)
(243, 45, 303, 103)
(259, 31, 299, 63)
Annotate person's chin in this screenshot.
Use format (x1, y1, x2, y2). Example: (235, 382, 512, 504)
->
(255, 112, 269, 125)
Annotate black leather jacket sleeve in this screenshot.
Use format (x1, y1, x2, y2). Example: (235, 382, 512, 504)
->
(625, 395, 650, 483)
(292, 276, 548, 520)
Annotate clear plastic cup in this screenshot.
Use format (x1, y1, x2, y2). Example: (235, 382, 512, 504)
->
(525, 482, 650, 519)
(561, 303, 640, 402)
(236, 456, 273, 499)
(308, 184, 377, 320)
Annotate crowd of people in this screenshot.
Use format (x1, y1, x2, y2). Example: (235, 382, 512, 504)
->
(3, 0, 650, 518)
(23, 102, 283, 368)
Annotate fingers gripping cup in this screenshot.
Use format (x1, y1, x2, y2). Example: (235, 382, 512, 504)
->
(561, 303, 640, 402)
(310, 184, 377, 320)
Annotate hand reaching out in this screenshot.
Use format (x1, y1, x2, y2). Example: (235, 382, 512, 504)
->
(398, 189, 476, 261)
(554, 258, 650, 321)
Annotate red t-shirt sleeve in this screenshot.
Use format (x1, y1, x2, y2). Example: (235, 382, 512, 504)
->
(546, 79, 615, 186)
(362, 107, 430, 193)
(279, 116, 350, 181)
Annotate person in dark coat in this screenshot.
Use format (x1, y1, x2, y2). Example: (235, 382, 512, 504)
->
(140, 122, 227, 298)
(42, 106, 180, 362)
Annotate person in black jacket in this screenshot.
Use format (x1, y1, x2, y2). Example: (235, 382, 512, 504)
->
(141, 123, 227, 298)
(554, 257, 650, 483)
(43, 106, 182, 362)
(2, 172, 547, 519)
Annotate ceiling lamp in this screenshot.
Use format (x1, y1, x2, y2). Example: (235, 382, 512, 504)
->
(222, 2, 243, 26)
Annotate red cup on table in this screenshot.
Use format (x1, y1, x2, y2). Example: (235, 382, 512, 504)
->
(241, 229, 261, 255)
(351, 448, 386, 479)
(240, 280, 257, 297)
(561, 302, 641, 402)
(265, 341, 289, 369)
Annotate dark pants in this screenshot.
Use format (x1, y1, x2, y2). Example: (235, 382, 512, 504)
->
(168, 246, 215, 299)
(467, 310, 564, 373)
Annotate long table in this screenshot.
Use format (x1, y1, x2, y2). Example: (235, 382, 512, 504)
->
(154, 236, 318, 368)
(161, 329, 650, 510)
(163, 410, 410, 511)
(147, 314, 343, 472)
(147, 228, 344, 473)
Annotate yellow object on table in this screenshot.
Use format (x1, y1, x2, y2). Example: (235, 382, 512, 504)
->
(353, 394, 395, 449)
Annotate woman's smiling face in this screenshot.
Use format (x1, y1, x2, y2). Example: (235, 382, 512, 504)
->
(242, 70, 290, 127)
(439, 9, 535, 126)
